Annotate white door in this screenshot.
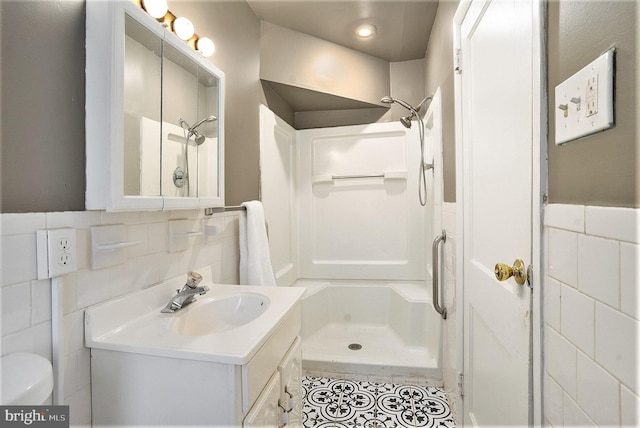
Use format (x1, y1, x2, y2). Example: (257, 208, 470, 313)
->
(456, 0, 542, 425)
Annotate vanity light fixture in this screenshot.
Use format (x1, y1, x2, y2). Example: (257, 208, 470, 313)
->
(141, 0, 168, 19)
(355, 24, 376, 39)
(137, 2, 216, 56)
(173, 16, 195, 41)
(197, 37, 215, 57)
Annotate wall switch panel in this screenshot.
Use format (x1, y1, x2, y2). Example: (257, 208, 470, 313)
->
(37, 228, 78, 279)
(555, 48, 615, 144)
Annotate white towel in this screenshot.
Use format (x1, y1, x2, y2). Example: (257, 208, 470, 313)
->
(239, 200, 276, 286)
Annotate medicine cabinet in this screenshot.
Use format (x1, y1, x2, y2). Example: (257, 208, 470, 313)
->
(86, 1, 225, 211)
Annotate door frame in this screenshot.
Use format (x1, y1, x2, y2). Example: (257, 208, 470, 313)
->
(452, 0, 547, 425)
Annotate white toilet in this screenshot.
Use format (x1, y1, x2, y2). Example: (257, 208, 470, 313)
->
(1, 352, 54, 405)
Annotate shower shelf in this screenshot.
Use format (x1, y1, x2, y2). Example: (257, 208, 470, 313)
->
(312, 170, 407, 184)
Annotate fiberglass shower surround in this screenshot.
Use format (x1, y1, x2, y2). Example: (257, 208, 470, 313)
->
(381, 95, 433, 207)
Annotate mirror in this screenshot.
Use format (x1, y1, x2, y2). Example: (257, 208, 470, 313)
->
(161, 40, 220, 198)
(124, 14, 162, 197)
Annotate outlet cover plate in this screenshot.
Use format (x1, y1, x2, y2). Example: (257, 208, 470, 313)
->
(554, 48, 615, 145)
(37, 228, 77, 279)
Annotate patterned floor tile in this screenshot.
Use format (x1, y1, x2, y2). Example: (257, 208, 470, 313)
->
(302, 376, 456, 428)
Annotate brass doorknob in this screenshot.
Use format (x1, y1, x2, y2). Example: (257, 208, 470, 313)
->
(494, 259, 527, 285)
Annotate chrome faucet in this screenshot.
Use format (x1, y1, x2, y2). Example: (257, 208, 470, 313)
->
(161, 272, 210, 313)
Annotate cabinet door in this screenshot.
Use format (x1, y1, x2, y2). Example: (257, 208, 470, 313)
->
(244, 372, 281, 428)
(278, 337, 302, 428)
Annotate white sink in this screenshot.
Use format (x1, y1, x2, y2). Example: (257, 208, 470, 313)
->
(85, 274, 304, 365)
(168, 293, 270, 336)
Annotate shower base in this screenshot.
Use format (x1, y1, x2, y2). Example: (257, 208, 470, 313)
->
(294, 279, 442, 384)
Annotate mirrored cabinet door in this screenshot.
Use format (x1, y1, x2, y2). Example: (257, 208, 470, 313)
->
(196, 64, 221, 200)
(86, 1, 225, 211)
(124, 14, 162, 198)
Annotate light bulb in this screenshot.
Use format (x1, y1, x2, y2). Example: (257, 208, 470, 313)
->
(197, 37, 215, 57)
(355, 24, 376, 39)
(141, 0, 168, 19)
(173, 17, 195, 41)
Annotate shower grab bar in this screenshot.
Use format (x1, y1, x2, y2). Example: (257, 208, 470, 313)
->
(432, 230, 447, 319)
(312, 170, 407, 184)
(332, 173, 384, 180)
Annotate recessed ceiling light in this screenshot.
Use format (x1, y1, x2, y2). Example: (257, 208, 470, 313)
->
(356, 24, 376, 39)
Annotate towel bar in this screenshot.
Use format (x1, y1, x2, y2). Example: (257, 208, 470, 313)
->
(205, 206, 246, 215)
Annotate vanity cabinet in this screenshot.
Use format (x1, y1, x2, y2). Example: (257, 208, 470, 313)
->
(245, 338, 303, 427)
(90, 303, 302, 427)
(86, 1, 225, 211)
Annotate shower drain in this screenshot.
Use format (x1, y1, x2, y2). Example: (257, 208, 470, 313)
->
(348, 343, 362, 350)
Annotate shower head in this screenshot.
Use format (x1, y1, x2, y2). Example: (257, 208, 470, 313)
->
(179, 115, 217, 146)
(380, 96, 417, 114)
(193, 133, 206, 145)
(189, 115, 217, 132)
(381, 95, 433, 128)
(400, 115, 413, 129)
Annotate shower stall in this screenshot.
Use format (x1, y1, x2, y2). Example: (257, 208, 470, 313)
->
(259, 92, 444, 383)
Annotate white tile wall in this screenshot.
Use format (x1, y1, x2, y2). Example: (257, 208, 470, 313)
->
(544, 374, 564, 427)
(577, 234, 620, 308)
(1, 209, 242, 427)
(546, 326, 577, 397)
(547, 228, 578, 287)
(595, 303, 639, 393)
(576, 351, 620, 426)
(620, 242, 640, 319)
(544, 204, 640, 426)
(560, 284, 595, 357)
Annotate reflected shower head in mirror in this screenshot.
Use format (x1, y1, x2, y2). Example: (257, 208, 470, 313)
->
(179, 115, 217, 145)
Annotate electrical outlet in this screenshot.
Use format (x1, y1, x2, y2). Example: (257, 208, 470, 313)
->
(37, 228, 77, 279)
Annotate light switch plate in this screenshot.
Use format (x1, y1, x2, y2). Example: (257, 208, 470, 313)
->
(555, 48, 615, 145)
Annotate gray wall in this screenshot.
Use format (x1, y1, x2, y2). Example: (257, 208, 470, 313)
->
(1, 0, 263, 212)
(2, 0, 86, 212)
(260, 22, 390, 108)
(423, 0, 458, 203)
(548, 0, 638, 207)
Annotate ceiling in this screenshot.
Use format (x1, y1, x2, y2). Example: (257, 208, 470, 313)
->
(246, 0, 440, 62)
